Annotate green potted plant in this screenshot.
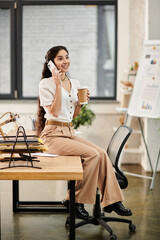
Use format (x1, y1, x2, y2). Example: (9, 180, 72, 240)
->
(72, 105, 95, 130)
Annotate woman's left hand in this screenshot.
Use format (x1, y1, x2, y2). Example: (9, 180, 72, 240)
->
(87, 89, 90, 102)
(76, 89, 90, 107)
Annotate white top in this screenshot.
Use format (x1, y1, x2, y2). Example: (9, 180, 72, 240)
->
(39, 77, 80, 122)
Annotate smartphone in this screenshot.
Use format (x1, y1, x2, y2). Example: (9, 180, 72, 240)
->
(47, 60, 58, 73)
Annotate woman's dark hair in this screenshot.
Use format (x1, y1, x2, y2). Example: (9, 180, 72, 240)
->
(36, 46, 69, 136)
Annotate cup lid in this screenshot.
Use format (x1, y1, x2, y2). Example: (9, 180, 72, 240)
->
(77, 86, 88, 89)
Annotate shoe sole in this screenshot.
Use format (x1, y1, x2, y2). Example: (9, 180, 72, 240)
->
(104, 208, 132, 216)
(113, 209, 132, 216)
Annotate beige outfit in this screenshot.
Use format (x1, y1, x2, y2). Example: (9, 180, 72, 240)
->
(39, 77, 124, 208)
(40, 125, 124, 208)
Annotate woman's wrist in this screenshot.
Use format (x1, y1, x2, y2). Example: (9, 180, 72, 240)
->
(55, 82, 62, 88)
(76, 101, 82, 108)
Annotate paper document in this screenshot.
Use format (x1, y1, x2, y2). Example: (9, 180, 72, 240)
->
(31, 152, 58, 157)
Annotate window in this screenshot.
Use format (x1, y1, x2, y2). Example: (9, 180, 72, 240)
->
(0, 1, 15, 99)
(0, 0, 117, 100)
(98, 5, 116, 98)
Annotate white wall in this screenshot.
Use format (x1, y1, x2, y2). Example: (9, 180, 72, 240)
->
(148, 0, 160, 40)
(0, 101, 38, 134)
(117, 0, 146, 100)
(129, 0, 146, 64)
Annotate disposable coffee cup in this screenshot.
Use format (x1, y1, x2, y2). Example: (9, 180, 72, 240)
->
(77, 86, 88, 104)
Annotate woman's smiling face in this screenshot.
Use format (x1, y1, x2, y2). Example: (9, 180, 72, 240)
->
(53, 49, 70, 72)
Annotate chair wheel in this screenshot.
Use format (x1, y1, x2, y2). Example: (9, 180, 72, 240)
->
(129, 224, 136, 231)
(65, 216, 70, 227)
(109, 234, 117, 240)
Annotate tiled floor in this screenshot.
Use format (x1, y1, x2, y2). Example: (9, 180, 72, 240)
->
(0, 165, 160, 240)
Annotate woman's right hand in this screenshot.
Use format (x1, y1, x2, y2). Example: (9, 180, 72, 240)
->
(51, 68, 62, 86)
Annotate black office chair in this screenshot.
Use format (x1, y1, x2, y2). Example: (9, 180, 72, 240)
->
(72, 125, 136, 240)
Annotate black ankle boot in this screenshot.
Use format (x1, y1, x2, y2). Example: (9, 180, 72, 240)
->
(62, 199, 89, 220)
(103, 201, 132, 216)
(75, 203, 89, 220)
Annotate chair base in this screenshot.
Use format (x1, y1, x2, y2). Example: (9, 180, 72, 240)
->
(66, 215, 135, 240)
(65, 193, 136, 240)
(75, 215, 135, 239)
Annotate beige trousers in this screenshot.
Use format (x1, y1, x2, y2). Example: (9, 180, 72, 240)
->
(40, 125, 124, 208)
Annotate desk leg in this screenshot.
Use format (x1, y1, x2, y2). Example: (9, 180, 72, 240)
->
(69, 180, 75, 240)
(13, 180, 19, 212)
(12, 180, 68, 212)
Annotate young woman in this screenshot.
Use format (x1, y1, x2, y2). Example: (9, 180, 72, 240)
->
(36, 46, 132, 220)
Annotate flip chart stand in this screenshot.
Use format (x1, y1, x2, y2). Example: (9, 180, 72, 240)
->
(124, 113, 159, 190)
(150, 147, 160, 189)
(122, 40, 160, 190)
(137, 117, 153, 172)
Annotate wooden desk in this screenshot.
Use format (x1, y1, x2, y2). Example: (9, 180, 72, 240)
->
(0, 156, 83, 240)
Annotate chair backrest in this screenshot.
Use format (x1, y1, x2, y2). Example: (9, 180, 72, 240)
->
(107, 125, 132, 189)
